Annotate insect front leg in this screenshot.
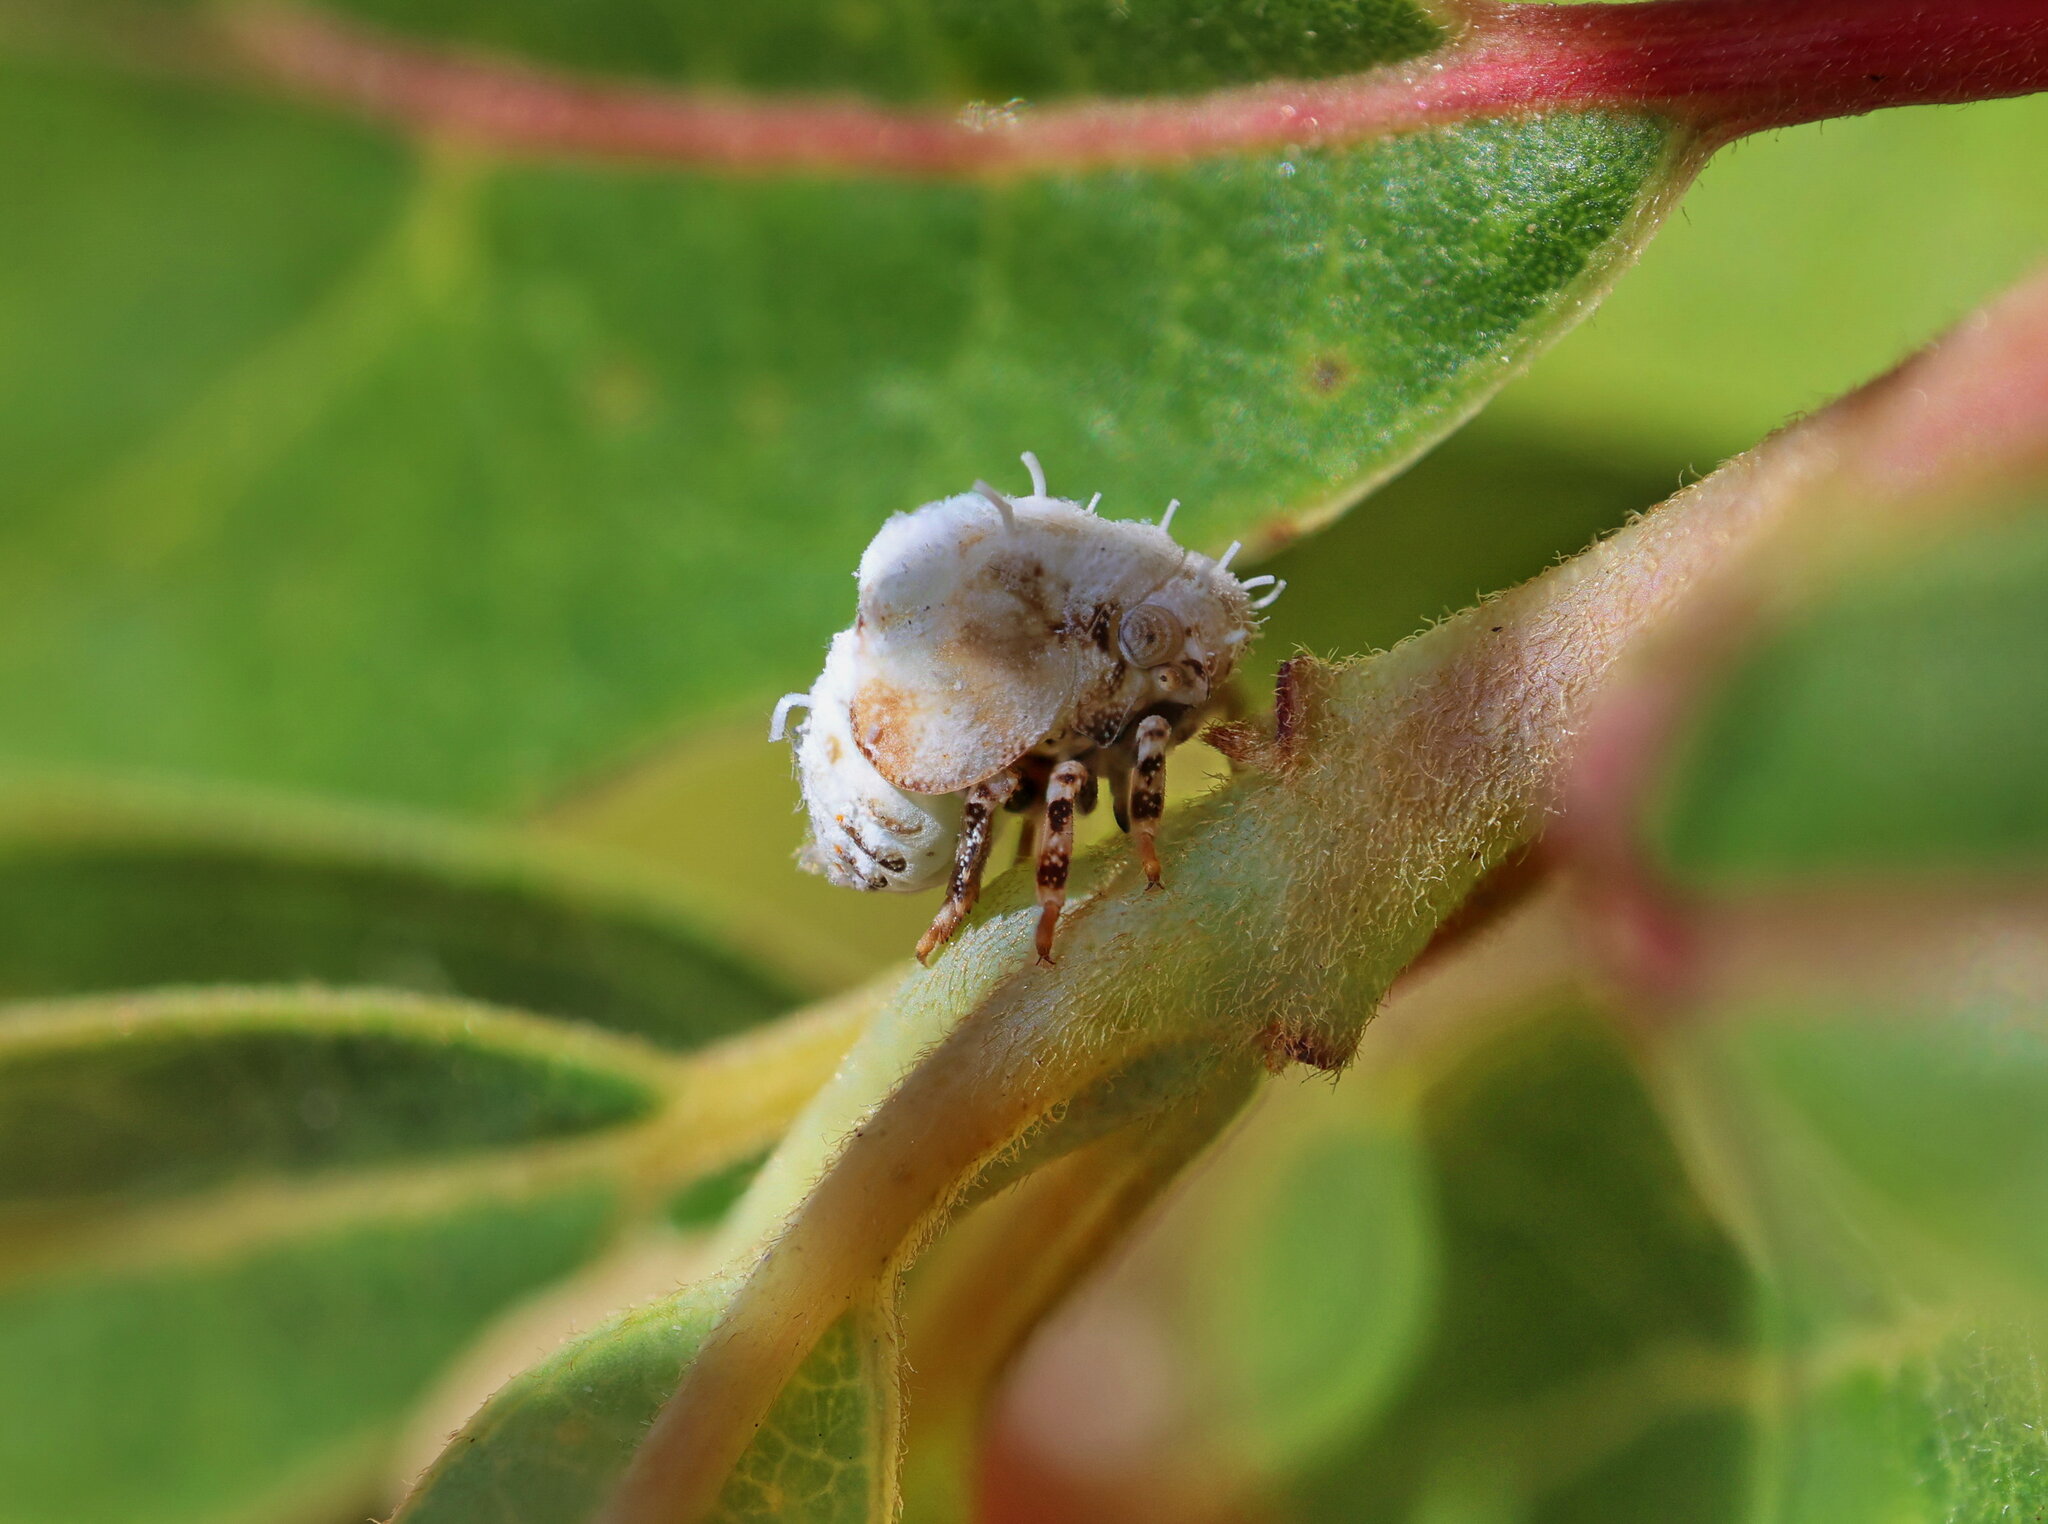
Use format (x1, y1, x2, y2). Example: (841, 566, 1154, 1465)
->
(1034, 759, 1089, 965)
(916, 771, 1019, 964)
(1129, 714, 1170, 888)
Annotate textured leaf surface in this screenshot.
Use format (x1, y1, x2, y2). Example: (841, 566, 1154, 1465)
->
(316, 0, 1446, 99)
(400, 1288, 890, 1524)
(0, 11, 1689, 808)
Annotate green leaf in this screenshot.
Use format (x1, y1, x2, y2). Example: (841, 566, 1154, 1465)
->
(0, 23, 1689, 808)
(1693, 994, 2048, 1305)
(1750, 1322, 2048, 1524)
(665, 1149, 769, 1232)
(0, 1006, 653, 1207)
(1190, 1105, 1437, 1476)
(398, 1287, 892, 1524)
(0, 1189, 620, 1524)
(0, 986, 854, 1524)
(0, 993, 650, 1524)
(0, 779, 795, 1047)
(1652, 988, 2048, 1524)
(1280, 1007, 1755, 1524)
(311, 0, 1446, 99)
(1494, 93, 2048, 463)
(1652, 506, 2048, 887)
(1551, 374, 2048, 1524)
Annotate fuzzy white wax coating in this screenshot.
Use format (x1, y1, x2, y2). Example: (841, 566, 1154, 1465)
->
(848, 491, 1254, 795)
(793, 632, 961, 892)
(780, 471, 1260, 897)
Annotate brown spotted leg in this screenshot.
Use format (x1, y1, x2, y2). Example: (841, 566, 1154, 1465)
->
(916, 771, 1018, 964)
(1033, 760, 1088, 965)
(1130, 714, 1170, 888)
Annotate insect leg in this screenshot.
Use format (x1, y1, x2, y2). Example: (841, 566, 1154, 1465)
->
(1130, 714, 1170, 889)
(1034, 760, 1089, 965)
(915, 772, 1018, 964)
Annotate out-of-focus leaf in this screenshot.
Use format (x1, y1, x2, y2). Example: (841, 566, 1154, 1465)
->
(0, 993, 650, 1524)
(0, 986, 861, 1524)
(1651, 507, 2048, 886)
(1544, 323, 2048, 1524)
(1639, 973, 2048, 1524)
(1279, 1006, 1753, 1524)
(1696, 998, 2048, 1302)
(1189, 1102, 1436, 1477)
(0, 1009, 654, 1207)
(1596, 480, 2048, 1291)
(1494, 94, 2048, 460)
(0, 7, 1692, 807)
(0, 780, 795, 1047)
(665, 1149, 769, 1233)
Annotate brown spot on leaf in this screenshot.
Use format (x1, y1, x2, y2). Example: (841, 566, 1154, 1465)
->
(1306, 353, 1353, 395)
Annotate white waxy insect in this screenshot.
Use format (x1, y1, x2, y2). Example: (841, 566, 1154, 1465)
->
(770, 453, 1282, 965)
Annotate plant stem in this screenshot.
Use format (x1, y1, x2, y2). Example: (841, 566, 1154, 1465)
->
(1480, 0, 2048, 141)
(216, 0, 2048, 175)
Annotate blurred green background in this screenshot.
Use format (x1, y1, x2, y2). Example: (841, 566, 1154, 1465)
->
(6, 9, 2048, 1521)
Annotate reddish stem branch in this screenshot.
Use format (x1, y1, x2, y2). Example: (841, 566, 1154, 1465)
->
(221, 0, 2048, 176)
(1486, 0, 2048, 138)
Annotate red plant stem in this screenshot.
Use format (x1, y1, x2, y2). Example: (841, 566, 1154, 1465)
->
(224, 0, 2048, 176)
(1487, 0, 2048, 137)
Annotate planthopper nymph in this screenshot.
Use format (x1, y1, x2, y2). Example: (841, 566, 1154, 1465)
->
(771, 454, 1281, 965)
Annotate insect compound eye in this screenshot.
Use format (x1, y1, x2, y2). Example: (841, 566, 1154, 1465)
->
(1118, 602, 1183, 668)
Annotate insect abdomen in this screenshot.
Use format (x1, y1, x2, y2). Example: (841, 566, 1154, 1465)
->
(793, 633, 959, 892)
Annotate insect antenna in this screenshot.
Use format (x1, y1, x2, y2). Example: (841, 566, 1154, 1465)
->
(1085, 492, 1102, 514)
(973, 481, 1018, 529)
(1158, 499, 1180, 535)
(768, 692, 811, 742)
(1020, 451, 1049, 498)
